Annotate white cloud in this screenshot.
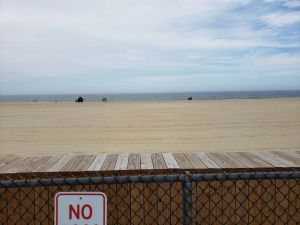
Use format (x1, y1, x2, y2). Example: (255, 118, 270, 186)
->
(0, 0, 299, 93)
(264, 0, 300, 8)
(261, 11, 300, 27)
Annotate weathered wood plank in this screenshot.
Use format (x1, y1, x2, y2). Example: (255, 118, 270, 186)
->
(0, 156, 30, 173)
(184, 153, 207, 169)
(6, 156, 40, 173)
(230, 152, 261, 168)
(127, 153, 140, 170)
(239, 152, 273, 167)
(217, 152, 246, 168)
(61, 155, 86, 171)
(195, 181, 210, 225)
(268, 152, 298, 167)
(152, 153, 167, 169)
(254, 152, 288, 167)
(162, 153, 180, 169)
(101, 154, 118, 171)
(130, 183, 144, 224)
(248, 179, 262, 225)
(261, 179, 276, 224)
(0, 155, 17, 165)
(173, 153, 194, 169)
(87, 154, 107, 171)
(195, 152, 220, 168)
(272, 151, 300, 166)
(114, 153, 129, 170)
(33, 155, 63, 172)
(22, 156, 52, 173)
(73, 154, 96, 171)
(140, 153, 153, 169)
(47, 155, 73, 172)
(207, 153, 232, 168)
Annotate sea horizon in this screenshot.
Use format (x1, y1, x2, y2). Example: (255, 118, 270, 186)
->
(1, 90, 300, 102)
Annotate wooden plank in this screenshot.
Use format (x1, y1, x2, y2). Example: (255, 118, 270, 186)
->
(130, 183, 144, 225)
(184, 153, 207, 169)
(32, 155, 63, 172)
(0, 156, 28, 173)
(114, 153, 129, 170)
(34, 185, 49, 225)
(239, 152, 273, 167)
(0, 155, 17, 165)
(140, 153, 153, 169)
(248, 179, 262, 225)
(261, 179, 276, 224)
(288, 179, 300, 224)
(127, 153, 140, 170)
(209, 181, 222, 225)
(87, 154, 107, 171)
(5, 187, 20, 225)
(228, 152, 259, 168)
(207, 153, 232, 168)
(47, 155, 73, 172)
(231, 152, 262, 168)
(217, 152, 246, 168)
(152, 153, 167, 169)
(286, 150, 300, 158)
(275, 179, 289, 225)
(173, 153, 194, 169)
(162, 153, 180, 169)
(272, 151, 300, 166)
(170, 182, 182, 225)
(194, 181, 210, 225)
(254, 152, 288, 167)
(101, 154, 118, 171)
(157, 182, 171, 224)
(61, 155, 86, 171)
(222, 180, 235, 225)
(6, 156, 39, 173)
(262, 151, 297, 167)
(235, 180, 248, 224)
(22, 156, 52, 173)
(116, 183, 130, 224)
(195, 152, 220, 168)
(144, 182, 158, 224)
(20, 187, 35, 225)
(72, 154, 96, 171)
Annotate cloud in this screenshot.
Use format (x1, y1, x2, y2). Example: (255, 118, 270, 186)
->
(264, 0, 300, 8)
(261, 11, 300, 27)
(0, 0, 299, 94)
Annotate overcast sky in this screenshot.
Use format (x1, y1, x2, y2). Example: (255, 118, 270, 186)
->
(0, 0, 300, 95)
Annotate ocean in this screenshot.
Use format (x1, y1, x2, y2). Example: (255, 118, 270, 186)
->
(1, 90, 300, 102)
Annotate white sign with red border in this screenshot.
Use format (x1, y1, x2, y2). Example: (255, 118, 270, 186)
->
(55, 192, 107, 225)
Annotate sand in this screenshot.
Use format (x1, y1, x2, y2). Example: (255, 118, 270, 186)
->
(0, 98, 300, 155)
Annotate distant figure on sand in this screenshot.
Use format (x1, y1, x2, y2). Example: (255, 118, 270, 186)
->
(102, 98, 107, 102)
(75, 96, 85, 103)
(188, 97, 192, 100)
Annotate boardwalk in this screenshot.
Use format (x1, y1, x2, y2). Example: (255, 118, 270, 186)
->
(0, 150, 299, 174)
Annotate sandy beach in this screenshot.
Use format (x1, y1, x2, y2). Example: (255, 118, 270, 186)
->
(0, 98, 299, 155)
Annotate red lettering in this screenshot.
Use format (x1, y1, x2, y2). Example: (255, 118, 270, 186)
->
(82, 204, 93, 219)
(68, 204, 92, 220)
(69, 204, 80, 219)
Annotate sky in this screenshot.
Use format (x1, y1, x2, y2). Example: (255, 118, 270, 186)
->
(0, 0, 300, 95)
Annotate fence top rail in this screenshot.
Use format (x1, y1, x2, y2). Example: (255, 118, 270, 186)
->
(0, 171, 299, 188)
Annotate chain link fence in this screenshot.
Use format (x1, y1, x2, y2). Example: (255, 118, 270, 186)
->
(0, 171, 299, 224)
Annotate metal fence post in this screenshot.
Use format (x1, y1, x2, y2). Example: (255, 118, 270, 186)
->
(182, 171, 192, 225)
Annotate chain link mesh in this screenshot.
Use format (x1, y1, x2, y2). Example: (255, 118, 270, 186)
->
(0, 172, 299, 225)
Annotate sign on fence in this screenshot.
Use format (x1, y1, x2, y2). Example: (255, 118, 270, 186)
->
(55, 192, 107, 225)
